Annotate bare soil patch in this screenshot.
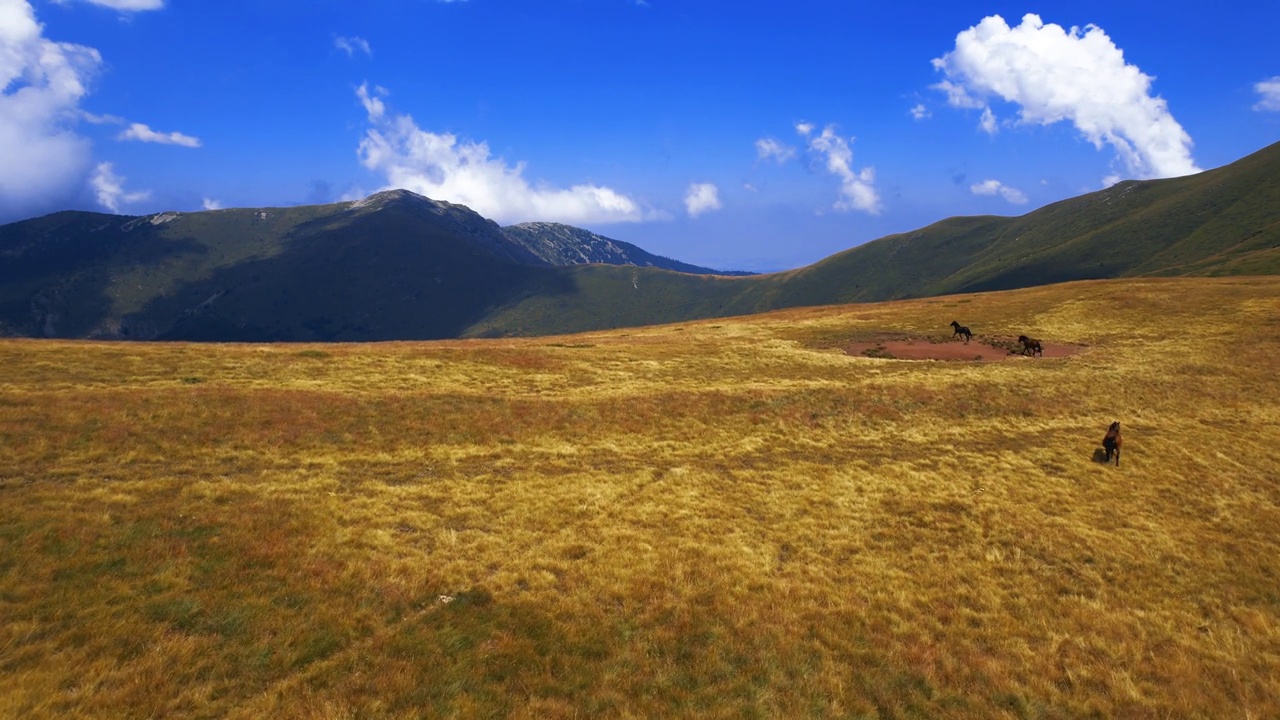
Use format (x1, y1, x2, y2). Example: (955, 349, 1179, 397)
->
(846, 335, 1087, 362)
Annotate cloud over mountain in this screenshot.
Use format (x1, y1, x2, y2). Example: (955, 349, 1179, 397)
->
(90, 162, 149, 212)
(932, 13, 1200, 182)
(354, 83, 656, 225)
(798, 122, 882, 215)
(0, 0, 99, 220)
(970, 179, 1028, 205)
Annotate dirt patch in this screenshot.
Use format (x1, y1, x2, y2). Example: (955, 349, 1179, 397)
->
(846, 335, 1087, 362)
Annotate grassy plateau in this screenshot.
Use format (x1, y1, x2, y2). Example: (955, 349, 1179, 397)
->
(2, 277, 1279, 718)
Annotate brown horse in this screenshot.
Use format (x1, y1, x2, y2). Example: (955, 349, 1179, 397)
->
(1017, 335, 1043, 357)
(949, 320, 972, 342)
(1102, 421, 1122, 466)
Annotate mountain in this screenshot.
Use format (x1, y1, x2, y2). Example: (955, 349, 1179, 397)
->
(499, 222, 749, 276)
(469, 140, 1280, 335)
(0, 190, 557, 340)
(1, 141, 1278, 341)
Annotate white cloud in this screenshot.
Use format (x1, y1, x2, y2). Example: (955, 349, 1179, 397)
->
(978, 107, 998, 134)
(0, 0, 100, 221)
(933, 13, 1200, 181)
(53, 0, 164, 10)
(117, 121, 200, 147)
(932, 79, 984, 110)
(794, 121, 814, 137)
(201, 197, 223, 210)
(91, 162, 149, 212)
(970, 179, 1027, 205)
(79, 110, 124, 124)
(799, 123, 882, 215)
(356, 82, 386, 121)
(909, 103, 931, 120)
(334, 35, 371, 58)
(1255, 76, 1280, 112)
(754, 137, 795, 163)
(684, 182, 721, 217)
(354, 83, 656, 224)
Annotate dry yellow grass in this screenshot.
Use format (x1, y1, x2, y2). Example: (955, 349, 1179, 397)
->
(2, 276, 1279, 719)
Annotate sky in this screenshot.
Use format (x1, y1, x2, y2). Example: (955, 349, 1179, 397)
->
(2, 0, 1278, 272)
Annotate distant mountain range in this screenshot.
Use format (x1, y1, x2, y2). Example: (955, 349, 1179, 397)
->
(1, 141, 1277, 341)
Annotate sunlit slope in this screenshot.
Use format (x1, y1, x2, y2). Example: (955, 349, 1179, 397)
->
(475, 141, 1280, 336)
(765, 139, 1280, 302)
(2, 277, 1278, 718)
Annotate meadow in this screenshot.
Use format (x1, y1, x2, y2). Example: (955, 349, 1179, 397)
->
(2, 276, 1278, 718)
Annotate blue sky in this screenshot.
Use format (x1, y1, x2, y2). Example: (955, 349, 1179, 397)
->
(2, 0, 1278, 272)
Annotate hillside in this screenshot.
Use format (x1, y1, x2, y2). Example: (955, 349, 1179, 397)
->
(472, 140, 1280, 335)
(3, 277, 1278, 717)
(0, 191, 635, 340)
(769, 138, 1280, 305)
(1, 141, 1277, 340)
(499, 222, 748, 275)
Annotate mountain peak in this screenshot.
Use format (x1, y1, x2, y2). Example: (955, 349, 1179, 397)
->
(349, 188, 438, 210)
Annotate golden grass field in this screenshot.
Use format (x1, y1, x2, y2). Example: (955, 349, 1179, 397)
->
(2, 276, 1279, 719)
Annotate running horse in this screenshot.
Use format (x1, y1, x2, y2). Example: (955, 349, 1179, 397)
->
(1017, 335, 1043, 357)
(949, 321, 973, 342)
(1102, 421, 1122, 466)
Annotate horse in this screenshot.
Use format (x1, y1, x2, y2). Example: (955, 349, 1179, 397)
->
(1102, 421, 1122, 466)
(949, 321, 972, 343)
(1017, 335, 1043, 357)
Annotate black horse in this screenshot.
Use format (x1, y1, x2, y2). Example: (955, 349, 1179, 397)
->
(1102, 421, 1122, 466)
(1017, 335, 1043, 357)
(949, 321, 972, 343)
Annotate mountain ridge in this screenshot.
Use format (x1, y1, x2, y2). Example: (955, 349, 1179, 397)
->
(1, 140, 1277, 341)
(498, 221, 749, 276)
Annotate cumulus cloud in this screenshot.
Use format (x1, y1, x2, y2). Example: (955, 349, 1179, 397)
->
(684, 183, 721, 217)
(91, 162, 149, 212)
(970, 179, 1028, 205)
(909, 103, 931, 120)
(933, 13, 1200, 181)
(755, 137, 795, 163)
(799, 123, 882, 215)
(118, 122, 200, 147)
(0, 0, 100, 220)
(1255, 77, 1280, 112)
(201, 197, 223, 210)
(334, 35, 371, 58)
(354, 83, 655, 224)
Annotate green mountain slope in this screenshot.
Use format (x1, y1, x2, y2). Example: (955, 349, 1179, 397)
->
(472, 140, 1280, 336)
(1, 141, 1277, 341)
(0, 191, 558, 340)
